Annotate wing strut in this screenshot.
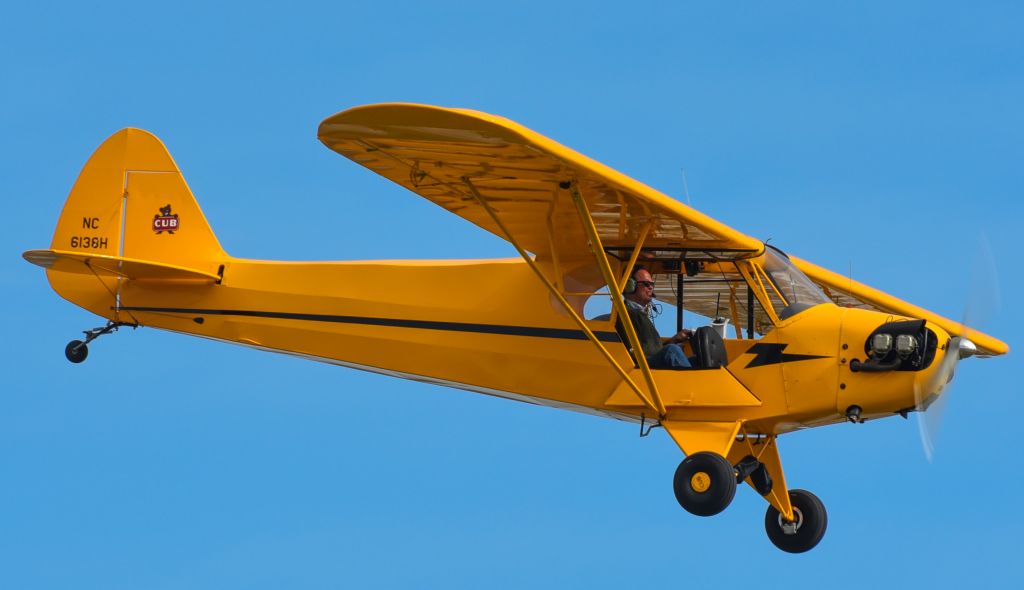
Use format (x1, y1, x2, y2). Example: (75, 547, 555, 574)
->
(568, 183, 666, 417)
(460, 178, 663, 417)
(608, 221, 654, 327)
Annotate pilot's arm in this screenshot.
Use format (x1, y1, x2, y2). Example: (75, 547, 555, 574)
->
(668, 329, 693, 344)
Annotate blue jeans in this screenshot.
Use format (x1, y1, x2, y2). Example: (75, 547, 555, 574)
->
(648, 343, 692, 369)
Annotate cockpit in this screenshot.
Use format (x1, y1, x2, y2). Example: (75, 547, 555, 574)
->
(586, 244, 833, 342)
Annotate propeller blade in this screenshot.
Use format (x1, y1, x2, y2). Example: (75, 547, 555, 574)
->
(913, 233, 998, 461)
(915, 336, 962, 462)
(963, 233, 1000, 330)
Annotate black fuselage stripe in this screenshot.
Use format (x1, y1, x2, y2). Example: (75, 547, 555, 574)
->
(118, 306, 623, 342)
(743, 343, 830, 368)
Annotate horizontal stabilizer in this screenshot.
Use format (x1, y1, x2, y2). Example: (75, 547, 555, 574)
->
(23, 249, 220, 282)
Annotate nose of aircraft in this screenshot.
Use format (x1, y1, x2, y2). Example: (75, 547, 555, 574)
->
(956, 338, 978, 360)
(915, 335, 977, 410)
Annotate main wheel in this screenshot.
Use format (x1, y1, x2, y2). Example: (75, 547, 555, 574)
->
(672, 452, 737, 516)
(764, 489, 827, 553)
(65, 340, 88, 364)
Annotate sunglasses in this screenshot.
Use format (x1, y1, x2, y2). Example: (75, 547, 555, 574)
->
(637, 280, 656, 288)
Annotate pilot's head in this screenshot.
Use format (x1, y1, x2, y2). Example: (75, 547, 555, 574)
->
(625, 267, 656, 306)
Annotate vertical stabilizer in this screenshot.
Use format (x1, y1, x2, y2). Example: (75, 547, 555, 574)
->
(50, 128, 225, 268)
(37, 129, 226, 318)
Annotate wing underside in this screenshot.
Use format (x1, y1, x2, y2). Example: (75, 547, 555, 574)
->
(317, 103, 763, 265)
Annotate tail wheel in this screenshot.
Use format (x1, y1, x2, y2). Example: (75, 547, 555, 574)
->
(65, 340, 88, 364)
(672, 452, 737, 516)
(764, 489, 827, 553)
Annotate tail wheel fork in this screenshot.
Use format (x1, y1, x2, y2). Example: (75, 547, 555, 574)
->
(64, 321, 137, 363)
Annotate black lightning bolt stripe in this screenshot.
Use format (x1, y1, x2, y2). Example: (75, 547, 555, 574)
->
(116, 306, 623, 342)
(744, 343, 829, 368)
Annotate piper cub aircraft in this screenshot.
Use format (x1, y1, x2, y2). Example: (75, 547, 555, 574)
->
(25, 103, 1008, 553)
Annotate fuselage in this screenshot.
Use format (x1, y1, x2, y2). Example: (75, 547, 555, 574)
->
(46, 254, 952, 435)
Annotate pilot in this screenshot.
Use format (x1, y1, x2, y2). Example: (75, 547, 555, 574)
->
(617, 266, 693, 369)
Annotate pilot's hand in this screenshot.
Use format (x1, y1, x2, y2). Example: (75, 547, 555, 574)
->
(670, 329, 693, 344)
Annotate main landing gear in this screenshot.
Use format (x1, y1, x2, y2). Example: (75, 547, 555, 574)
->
(673, 452, 737, 516)
(672, 452, 827, 553)
(764, 489, 827, 553)
(64, 321, 136, 363)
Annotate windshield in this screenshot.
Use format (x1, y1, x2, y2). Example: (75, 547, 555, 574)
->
(761, 248, 832, 320)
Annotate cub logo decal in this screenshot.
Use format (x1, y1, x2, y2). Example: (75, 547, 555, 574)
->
(153, 204, 179, 234)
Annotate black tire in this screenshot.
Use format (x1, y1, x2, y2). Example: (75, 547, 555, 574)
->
(764, 489, 827, 553)
(672, 452, 737, 516)
(65, 340, 88, 364)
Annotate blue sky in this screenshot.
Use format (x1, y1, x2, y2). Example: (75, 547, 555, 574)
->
(3, 1, 1022, 587)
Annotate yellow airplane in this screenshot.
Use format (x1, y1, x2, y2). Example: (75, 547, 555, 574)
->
(24, 103, 1008, 553)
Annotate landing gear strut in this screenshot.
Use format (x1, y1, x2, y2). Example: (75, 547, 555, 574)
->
(64, 321, 136, 363)
(734, 455, 773, 495)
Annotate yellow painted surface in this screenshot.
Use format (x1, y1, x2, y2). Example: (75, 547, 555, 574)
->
(605, 369, 761, 408)
(662, 420, 742, 457)
(24, 104, 1010, 525)
(24, 249, 220, 281)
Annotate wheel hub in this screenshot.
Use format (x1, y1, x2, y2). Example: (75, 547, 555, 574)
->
(690, 471, 711, 493)
(778, 507, 804, 535)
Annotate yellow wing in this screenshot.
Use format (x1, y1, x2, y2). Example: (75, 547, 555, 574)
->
(318, 103, 1007, 358)
(317, 103, 763, 261)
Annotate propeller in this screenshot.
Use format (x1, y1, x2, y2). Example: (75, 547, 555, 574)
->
(915, 336, 976, 461)
(914, 234, 1000, 461)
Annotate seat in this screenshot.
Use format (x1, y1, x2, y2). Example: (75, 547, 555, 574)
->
(690, 326, 728, 369)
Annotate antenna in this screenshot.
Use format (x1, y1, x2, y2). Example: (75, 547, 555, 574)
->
(681, 168, 692, 206)
(848, 260, 854, 302)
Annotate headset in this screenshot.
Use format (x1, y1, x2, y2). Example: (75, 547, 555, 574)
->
(623, 266, 645, 295)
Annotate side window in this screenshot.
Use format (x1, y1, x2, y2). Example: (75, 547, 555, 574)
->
(584, 286, 613, 320)
(581, 263, 772, 340)
(678, 264, 768, 340)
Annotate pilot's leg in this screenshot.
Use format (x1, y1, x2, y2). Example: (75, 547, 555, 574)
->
(650, 344, 691, 369)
